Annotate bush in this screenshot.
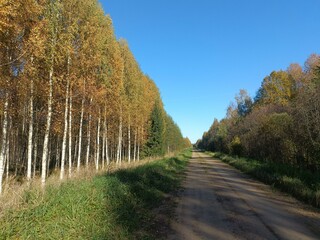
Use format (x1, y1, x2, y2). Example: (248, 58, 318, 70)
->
(229, 136, 243, 157)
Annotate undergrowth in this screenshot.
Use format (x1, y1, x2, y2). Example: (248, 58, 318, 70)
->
(208, 152, 320, 208)
(0, 149, 191, 240)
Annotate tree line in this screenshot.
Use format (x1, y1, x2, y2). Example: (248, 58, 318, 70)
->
(0, 0, 191, 194)
(196, 54, 320, 171)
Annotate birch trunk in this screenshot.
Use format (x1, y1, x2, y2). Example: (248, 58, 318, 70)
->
(102, 133, 105, 169)
(27, 72, 34, 182)
(106, 123, 109, 166)
(119, 140, 122, 165)
(96, 110, 101, 171)
(85, 99, 92, 168)
(116, 114, 122, 165)
(14, 132, 18, 177)
(47, 146, 51, 178)
(33, 128, 38, 178)
(60, 81, 69, 180)
(102, 108, 107, 170)
(137, 128, 141, 161)
(102, 113, 106, 170)
(68, 88, 72, 178)
(77, 98, 84, 172)
(5, 137, 9, 182)
(41, 66, 53, 187)
(85, 114, 91, 168)
(133, 129, 137, 162)
(0, 95, 10, 192)
(128, 119, 131, 164)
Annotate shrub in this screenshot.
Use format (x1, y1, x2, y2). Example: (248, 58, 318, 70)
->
(229, 136, 243, 157)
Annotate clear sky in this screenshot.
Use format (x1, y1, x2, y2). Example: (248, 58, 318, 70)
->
(99, 0, 320, 143)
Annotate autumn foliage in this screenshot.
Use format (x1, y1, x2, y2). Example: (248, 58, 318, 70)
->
(0, 0, 190, 192)
(196, 54, 320, 171)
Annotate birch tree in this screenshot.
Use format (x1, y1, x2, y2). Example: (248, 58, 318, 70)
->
(0, 0, 22, 193)
(41, 0, 61, 186)
(0, 0, 189, 191)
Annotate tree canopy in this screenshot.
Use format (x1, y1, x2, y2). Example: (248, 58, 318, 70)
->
(0, 0, 191, 193)
(196, 54, 320, 170)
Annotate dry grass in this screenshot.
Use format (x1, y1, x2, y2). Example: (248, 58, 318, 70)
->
(0, 150, 192, 239)
(0, 157, 159, 217)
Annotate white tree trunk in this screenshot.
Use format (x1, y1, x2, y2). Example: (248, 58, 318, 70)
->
(102, 133, 105, 170)
(106, 123, 109, 166)
(33, 129, 38, 178)
(60, 81, 69, 180)
(85, 116, 91, 168)
(138, 128, 141, 161)
(86, 99, 92, 168)
(102, 112, 106, 170)
(77, 98, 84, 172)
(96, 110, 101, 171)
(133, 129, 137, 162)
(128, 120, 131, 164)
(47, 146, 51, 178)
(68, 88, 72, 178)
(5, 137, 9, 182)
(0, 93, 8, 194)
(41, 66, 53, 187)
(116, 115, 122, 165)
(27, 75, 34, 182)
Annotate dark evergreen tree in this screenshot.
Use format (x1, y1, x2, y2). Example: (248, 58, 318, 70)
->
(143, 100, 165, 157)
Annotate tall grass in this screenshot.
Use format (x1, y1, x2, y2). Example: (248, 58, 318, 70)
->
(209, 152, 320, 208)
(0, 149, 191, 239)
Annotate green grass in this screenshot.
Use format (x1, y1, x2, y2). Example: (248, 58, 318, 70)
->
(208, 152, 320, 208)
(0, 149, 191, 240)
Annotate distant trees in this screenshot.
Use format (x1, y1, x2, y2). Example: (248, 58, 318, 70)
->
(0, 0, 191, 194)
(196, 53, 320, 170)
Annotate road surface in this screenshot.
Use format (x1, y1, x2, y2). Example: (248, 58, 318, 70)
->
(168, 151, 320, 240)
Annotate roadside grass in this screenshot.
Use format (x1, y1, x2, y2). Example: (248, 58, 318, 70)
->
(0, 149, 191, 240)
(207, 152, 320, 208)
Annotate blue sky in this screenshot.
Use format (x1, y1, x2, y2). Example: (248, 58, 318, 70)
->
(99, 0, 320, 143)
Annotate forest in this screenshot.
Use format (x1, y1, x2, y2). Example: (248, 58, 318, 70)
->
(196, 53, 320, 171)
(0, 0, 191, 194)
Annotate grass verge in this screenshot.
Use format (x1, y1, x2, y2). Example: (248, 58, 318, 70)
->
(0, 149, 191, 240)
(207, 152, 320, 208)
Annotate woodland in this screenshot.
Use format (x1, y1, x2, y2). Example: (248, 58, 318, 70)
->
(196, 54, 320, 171)
(0, 0, 191, 194)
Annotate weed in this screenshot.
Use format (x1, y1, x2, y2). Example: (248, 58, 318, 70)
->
(0, 149, 191, 239)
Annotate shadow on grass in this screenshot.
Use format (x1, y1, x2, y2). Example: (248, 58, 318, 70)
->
(0, 151, 191, 240)
(100, 153, 189, 239)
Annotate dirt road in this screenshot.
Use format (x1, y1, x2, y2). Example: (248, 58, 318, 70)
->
(168, 151, 320, 240)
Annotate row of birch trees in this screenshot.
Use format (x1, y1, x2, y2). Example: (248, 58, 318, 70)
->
(0, 0, 191, 194)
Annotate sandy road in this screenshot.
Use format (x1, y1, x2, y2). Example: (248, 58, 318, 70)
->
(168, 151, 320, 240)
